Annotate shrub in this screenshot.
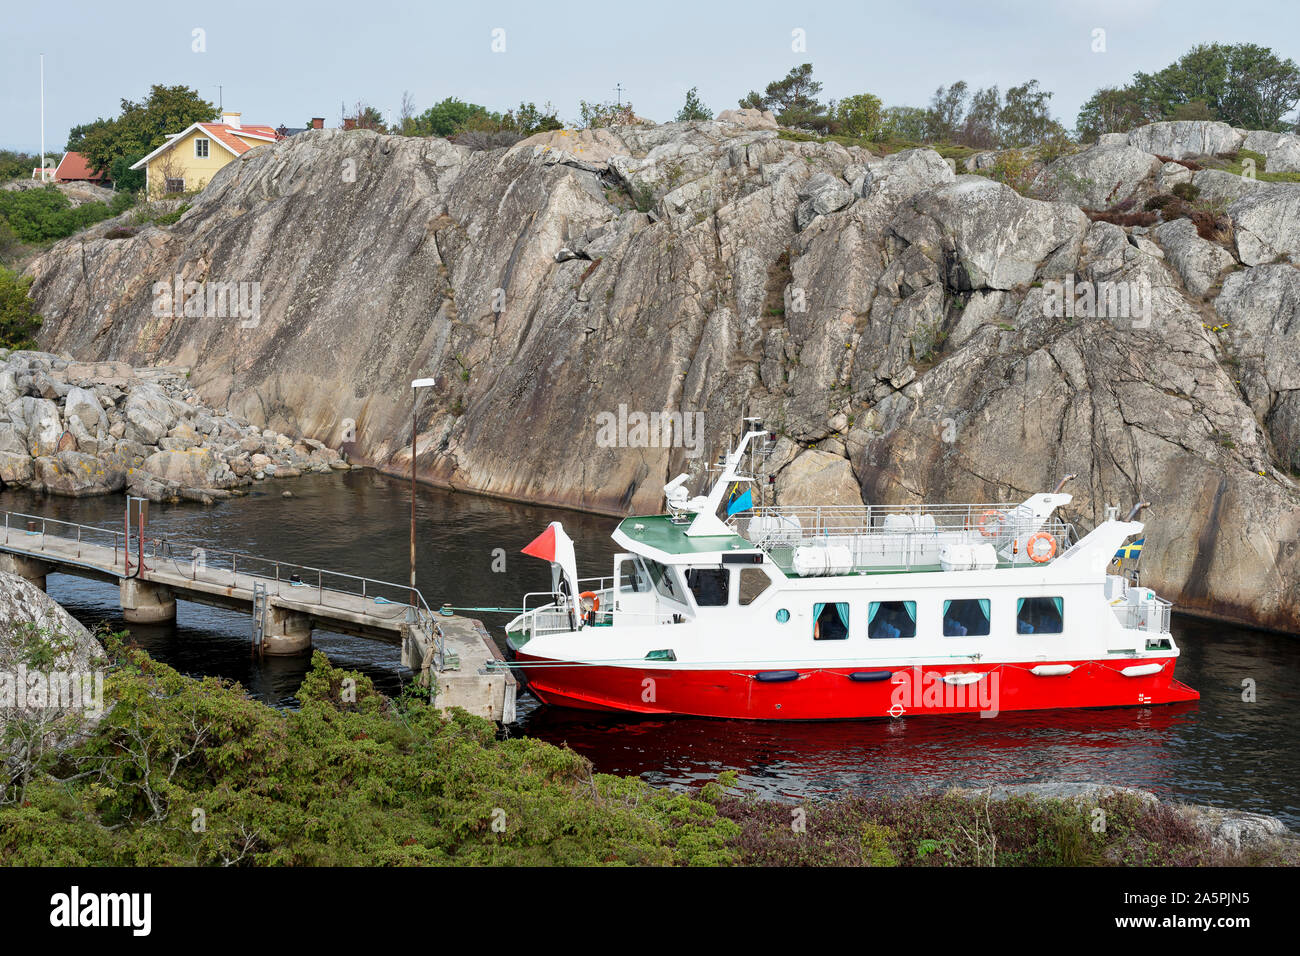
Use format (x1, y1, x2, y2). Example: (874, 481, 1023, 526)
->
(1171, 181, 1200, 202)
(0, 265, 43, 348)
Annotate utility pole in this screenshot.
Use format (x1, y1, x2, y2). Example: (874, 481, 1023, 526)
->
(614, 83, 624, 107)
(409, 378, 436, 607)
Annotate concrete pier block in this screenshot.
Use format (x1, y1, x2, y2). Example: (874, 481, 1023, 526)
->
(0, 553, 56, 591)
(119, 577, 177, 623)
(263, 604, 312, 655)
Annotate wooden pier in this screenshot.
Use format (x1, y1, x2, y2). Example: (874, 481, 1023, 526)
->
(0, 508, 516, 723)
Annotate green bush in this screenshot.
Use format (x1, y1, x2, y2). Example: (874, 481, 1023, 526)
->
(0, 186, 131, 243)
(0, 266, 42, 349)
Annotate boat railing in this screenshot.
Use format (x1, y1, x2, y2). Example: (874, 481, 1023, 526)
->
(726, 503, 1075, 572)
(1112, 596, 1173, 635)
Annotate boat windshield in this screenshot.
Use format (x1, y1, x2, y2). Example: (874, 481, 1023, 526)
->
(643, 558, 682, 602)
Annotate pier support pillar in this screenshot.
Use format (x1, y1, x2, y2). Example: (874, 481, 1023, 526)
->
(263, 605, 312, 655)
(0, 553, 55, 591)
(119, 578, 176, 624)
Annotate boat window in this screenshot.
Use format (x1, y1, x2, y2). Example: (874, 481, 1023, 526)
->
(643, 559, 681, 601)
(686, 567, 729, 607)
(1017, 597, 1064, 634)
(943, 598, 990, 637)
(868, 600, 916, 639)
(738, 567, 772, 605)
(813, 602, 849, 640)
(618, 558, 648, 593)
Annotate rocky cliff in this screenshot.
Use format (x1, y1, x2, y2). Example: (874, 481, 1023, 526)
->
(23, 115, 1300, 631)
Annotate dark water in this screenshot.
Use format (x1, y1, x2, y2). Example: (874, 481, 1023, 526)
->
(4, 472, 1298, 825)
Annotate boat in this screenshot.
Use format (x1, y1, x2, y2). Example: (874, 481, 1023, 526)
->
(504, 425, 1199, 720)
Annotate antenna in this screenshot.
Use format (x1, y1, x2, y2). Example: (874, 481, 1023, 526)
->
(615, 83, 624, 107)
(218, 84, 223, 110)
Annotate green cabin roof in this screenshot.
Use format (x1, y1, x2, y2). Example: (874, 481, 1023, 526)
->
(615, 514, 754, 558)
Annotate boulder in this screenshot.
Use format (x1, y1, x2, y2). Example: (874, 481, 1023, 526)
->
(122, 382, 177, 445)
(0, 570, 105, 744)
(6, 396, 63, 456)
(1031, 145, 1161, 208)
(1126, 121, 1243, 159)
(1152, 218, 1236, 297)
(63, 385, 108, 433)
(0, 451, 35, 487)
(141, 448, 223, 488)
(34, 451, 127, 497)
(795, 172, 854, 229)
(1242, 130, 1300, 174)
(1229, 186, 1300, 266)
(716, 108, 778, 130)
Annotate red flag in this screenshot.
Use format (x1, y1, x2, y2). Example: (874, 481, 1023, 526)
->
(521, 524, 557, 562)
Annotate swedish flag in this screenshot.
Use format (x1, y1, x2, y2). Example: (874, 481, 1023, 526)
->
(1114, 538, 1144, 561)
(725, 484, 753, 517)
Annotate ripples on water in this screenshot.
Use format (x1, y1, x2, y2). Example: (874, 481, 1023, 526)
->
(4, 472, 1297, 825)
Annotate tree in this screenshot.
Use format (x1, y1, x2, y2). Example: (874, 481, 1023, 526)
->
(675, 87, 713, 122)
(926, 82, 969, 140)
(410, 97, 491, 137)
(961, 86, 1002, 149)
(1074, 86, 1151, 142)
(64, 118, 112, 153)
(344, 101, 388, 132)
(740, 63, 829, 130)
(878, 106, 929, 142)
(0, 266, 43, 349)
(503, 102, 562, 136)
(0, 150, 42, 181)
(997, 80, 1067, 147)
(110, 154, 146, 193)
(1079, 43, 1300, 135)
(835, 93, 883, 138)
(76, 85, 217, 178)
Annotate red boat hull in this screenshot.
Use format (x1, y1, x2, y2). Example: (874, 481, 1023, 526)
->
(514, 653, 1200, 720)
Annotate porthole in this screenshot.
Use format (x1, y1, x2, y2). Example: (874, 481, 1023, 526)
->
(775, 608, 790, 623)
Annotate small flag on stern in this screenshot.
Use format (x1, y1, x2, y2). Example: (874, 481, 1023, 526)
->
(726, 487, 753, 517)
(1115, 538, 1144, 561)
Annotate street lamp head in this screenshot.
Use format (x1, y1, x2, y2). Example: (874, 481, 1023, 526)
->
(411, 378, 436, 389)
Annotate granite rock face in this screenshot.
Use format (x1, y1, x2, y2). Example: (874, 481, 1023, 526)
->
(23, 120, 1300, 630)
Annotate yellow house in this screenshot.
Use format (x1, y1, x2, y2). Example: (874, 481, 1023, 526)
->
(130, 112, 280, 198)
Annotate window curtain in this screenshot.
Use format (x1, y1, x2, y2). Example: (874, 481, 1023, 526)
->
(835, 603, 849, 629)
(1052, 597, 1063, 615)
(979, 599, 990, 618)
(814, 602, 825, 622)
(1016, 598, 1025, 613)
(868, 603, 880, 624)
(903, 602, 916, 622)
(943, 600, 951, 615)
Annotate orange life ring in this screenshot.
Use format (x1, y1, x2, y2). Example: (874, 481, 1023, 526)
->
(579, 591, 600, 612)
(1027, 532, 1057, 563)
(978, 510, 1004, 537)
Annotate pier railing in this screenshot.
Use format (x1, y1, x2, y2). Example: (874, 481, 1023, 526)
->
(0, 507, 448, 670)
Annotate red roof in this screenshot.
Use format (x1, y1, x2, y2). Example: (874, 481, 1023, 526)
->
(195, 122, 282, 157)
(54, 151, 106, 182)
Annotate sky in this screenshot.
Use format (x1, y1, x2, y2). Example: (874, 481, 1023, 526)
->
(2, 0, 1299, 155)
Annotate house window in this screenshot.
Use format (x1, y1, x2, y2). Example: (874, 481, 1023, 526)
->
(868, 600, 916, 639)
(813, 602, 849, 640)
(738, 567, 772, 605)
(164, 178, 185, 194)
(1017, 597, 1064, 634)
(194, 138, 210, 158)
(685, 568, 728, 607)
(943, 599, 990, 636)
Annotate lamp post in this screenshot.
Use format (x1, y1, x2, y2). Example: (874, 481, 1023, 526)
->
(410, 378, 436, 607)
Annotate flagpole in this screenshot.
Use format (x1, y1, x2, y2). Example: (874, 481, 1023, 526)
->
(40, 53, 45, 181)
